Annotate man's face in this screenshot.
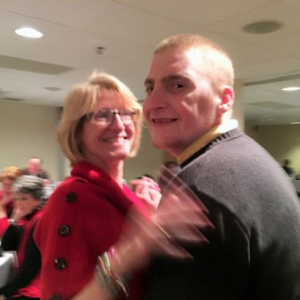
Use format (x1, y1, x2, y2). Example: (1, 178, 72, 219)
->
(143, 47, 222, 157)
(28, 159, 41, 175)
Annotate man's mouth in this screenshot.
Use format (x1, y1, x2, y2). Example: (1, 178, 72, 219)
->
(152, 118, 177, 123)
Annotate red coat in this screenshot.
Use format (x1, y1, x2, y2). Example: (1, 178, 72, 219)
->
(0, 191, 14, 237)
(34, 162, 148, 300)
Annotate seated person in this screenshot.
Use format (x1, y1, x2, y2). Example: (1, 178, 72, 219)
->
(0, 166, 22, 237)
(23, 157, 51, 186)
(282, 159, 295, 178)
(0, 175, 44, 300)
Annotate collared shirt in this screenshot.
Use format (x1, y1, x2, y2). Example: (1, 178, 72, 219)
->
(178, 119, 238, 165)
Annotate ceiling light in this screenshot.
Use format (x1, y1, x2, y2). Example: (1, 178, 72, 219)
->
(15, 27, 43, 38)
(44, 87, 62, 91)
(242, 21, 282, 34)
(291, 122, 300, 125)
(281, 87, 300, 91)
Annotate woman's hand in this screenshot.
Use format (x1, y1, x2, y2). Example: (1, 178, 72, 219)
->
(130, 176, 161, 211)
(10, 207, 25, 223)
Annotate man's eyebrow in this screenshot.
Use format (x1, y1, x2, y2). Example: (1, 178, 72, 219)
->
(144, 78, 154, 85)
(144, 75, 186, 86)
(162, 74, 186, 84)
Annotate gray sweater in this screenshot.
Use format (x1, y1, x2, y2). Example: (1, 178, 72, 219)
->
(145, 129, 300, 300)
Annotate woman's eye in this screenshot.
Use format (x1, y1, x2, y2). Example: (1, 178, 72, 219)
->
(95, 111, 109, 120)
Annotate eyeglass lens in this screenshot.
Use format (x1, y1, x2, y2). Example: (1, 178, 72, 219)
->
(92, 109, 137, 124)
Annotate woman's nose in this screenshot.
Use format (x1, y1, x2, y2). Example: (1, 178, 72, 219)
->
(110, 113, 126, 129)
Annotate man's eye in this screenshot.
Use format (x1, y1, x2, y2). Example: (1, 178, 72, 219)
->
(145, 86, 154, 93)
(166, 82, 185, 93)
(173, 83, 184, 89)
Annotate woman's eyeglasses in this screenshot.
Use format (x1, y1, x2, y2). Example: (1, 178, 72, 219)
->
(88, 109, 139, 125)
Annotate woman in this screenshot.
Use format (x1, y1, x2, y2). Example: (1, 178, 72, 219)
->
(0, 166, 22, 236)
(0, 175, 44, 300)
(34, 72, 211, 300)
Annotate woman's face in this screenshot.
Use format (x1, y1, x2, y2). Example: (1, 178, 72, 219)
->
(2, 178, 14, 194)
(80, 90, 136, 165)
(15, 192, 40, 216)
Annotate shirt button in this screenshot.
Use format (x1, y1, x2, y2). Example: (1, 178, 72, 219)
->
(48, 294, 62, 300)
(54, 258, 67, 270)
(58, 225, 70, 236)
(65, 193, 77, 203)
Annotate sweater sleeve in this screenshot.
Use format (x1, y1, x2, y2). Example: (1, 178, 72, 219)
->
(0, 222, 41, 297)
(1, 224, 23, 251)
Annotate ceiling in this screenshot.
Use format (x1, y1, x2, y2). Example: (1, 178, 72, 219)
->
(1, 0, 300, 126)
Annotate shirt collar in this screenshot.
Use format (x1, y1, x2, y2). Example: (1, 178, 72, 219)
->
(177, 119, 238, 165)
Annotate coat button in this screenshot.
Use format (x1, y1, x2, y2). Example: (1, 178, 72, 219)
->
(54, 258, 67, 270)
(49, 294, 62, 300)
(58, 225, 70, 236)
(65, 193, 77, 203)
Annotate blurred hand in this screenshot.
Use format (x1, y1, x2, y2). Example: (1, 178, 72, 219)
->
(10, 207, 25, 223)
(0, 195, 13, 207)
(114, 171, 213, 274)
(130, 177, 161, 211)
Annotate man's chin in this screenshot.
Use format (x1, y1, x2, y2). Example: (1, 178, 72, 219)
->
(151, 137, 168, 151)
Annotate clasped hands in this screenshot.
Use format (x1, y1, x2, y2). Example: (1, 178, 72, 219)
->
(115, 168, 213, 273)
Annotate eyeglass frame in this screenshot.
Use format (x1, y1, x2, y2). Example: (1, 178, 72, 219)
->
(86, 108, 139, 126)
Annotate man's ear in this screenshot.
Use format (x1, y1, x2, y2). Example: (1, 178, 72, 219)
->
(219, 86, 234, 113)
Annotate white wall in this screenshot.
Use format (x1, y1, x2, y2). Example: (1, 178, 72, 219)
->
(124, 125, 163, 181)
(246, 122, 300, 175)
(0, 101, 61, 181)
(0, 102, 163, 182)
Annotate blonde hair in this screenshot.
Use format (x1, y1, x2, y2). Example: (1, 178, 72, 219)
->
(57, 72, 143, 164)
(155, 34, 234, 90)
(0, 166, 22, 182)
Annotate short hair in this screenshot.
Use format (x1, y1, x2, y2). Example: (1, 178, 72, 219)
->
(14, 175, 44, 200)
(0, 166, 22, 182)
(154, 34, 234, 90)
(28, 157, 42, 164)
(57, 72, 143, 164)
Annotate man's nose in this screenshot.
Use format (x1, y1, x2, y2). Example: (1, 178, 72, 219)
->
(143, 88, 166, 114)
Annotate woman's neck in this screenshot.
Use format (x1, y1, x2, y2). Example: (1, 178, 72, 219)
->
(86, 158, 124, 187)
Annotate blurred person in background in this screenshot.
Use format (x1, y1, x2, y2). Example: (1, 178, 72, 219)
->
(281, 158, 295, 178)
(0, 166, 22, 236)
(23, 158, 51, 186)
(0, 175, 44, 300)
(34, 72, 212, 300)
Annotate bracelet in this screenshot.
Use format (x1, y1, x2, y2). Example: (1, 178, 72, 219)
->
(94, 248, 129, 298)
(8, 219, 15, 225)
(153, 221, 171, 240)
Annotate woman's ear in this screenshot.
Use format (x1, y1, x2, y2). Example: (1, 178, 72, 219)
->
(219, 86, 234, 113)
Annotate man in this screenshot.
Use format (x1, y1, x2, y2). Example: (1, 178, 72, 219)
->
(143, 34, 300, 299)
(23, 157, 50, 186)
